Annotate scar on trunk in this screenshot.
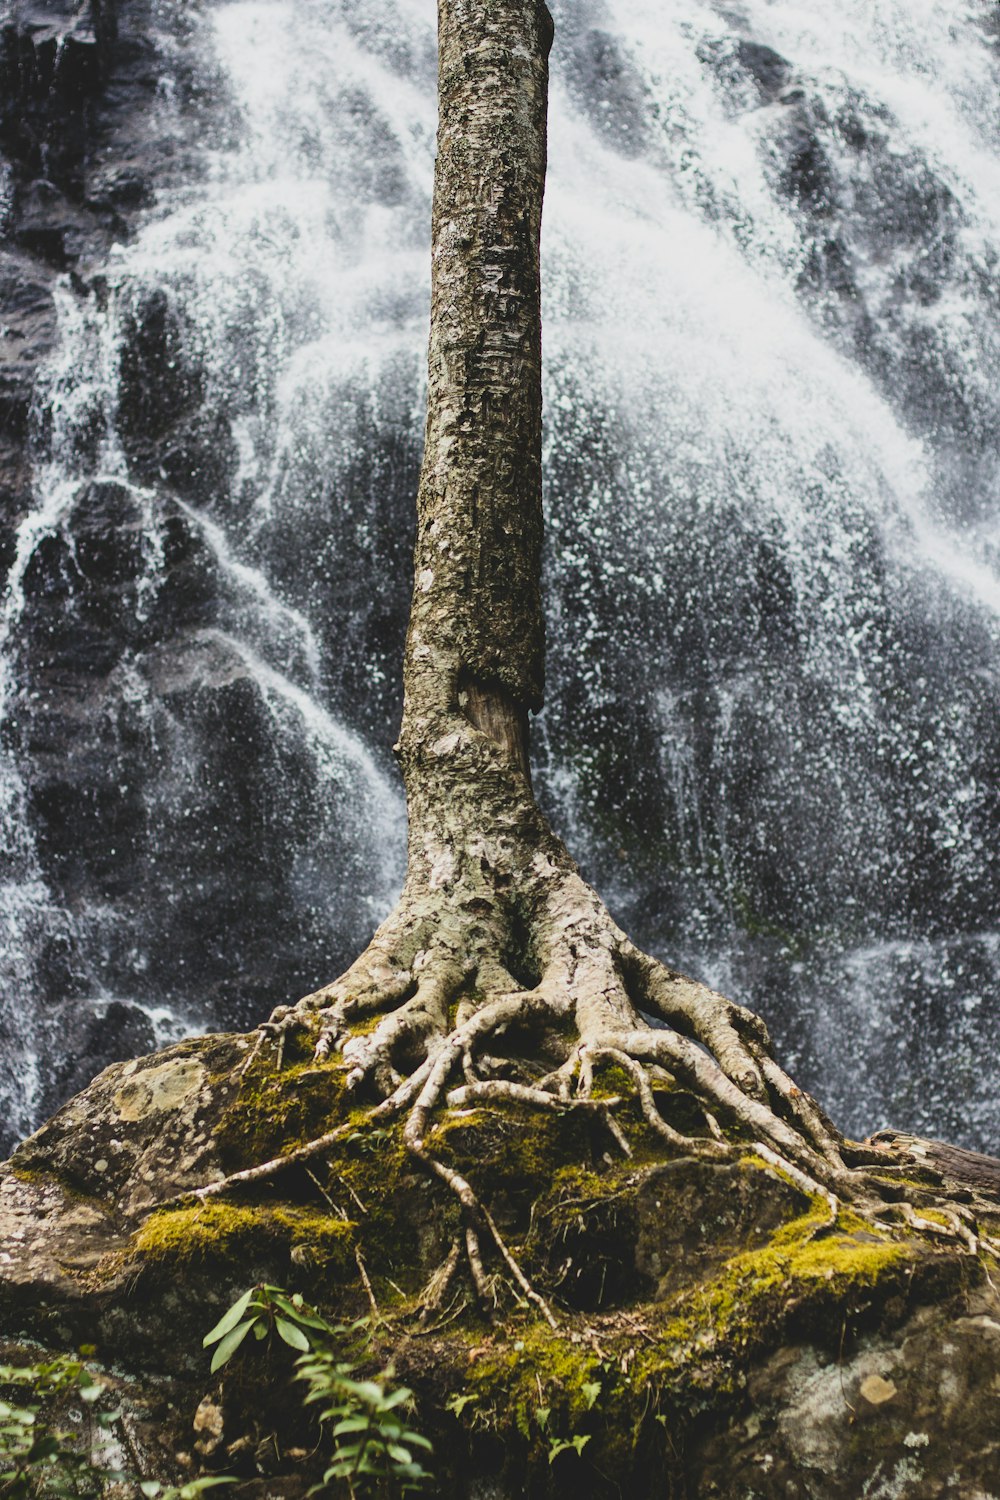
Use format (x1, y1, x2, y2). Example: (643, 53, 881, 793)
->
(458, 671, 531, 782)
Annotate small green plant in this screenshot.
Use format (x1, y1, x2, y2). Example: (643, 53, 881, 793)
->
(0, 1355, 237, 1500)
(138, 1482, 235, 1500)
(547, 1435, 591, 1463)
(202, 1284, 332, 1373)
(204, 1285, 432, 1497)
(343, 1129, 393, 1156)
(531, 1403, 592, 1466)
(0, 1353, 117, 1499)
(296, 1348, 432, 1497)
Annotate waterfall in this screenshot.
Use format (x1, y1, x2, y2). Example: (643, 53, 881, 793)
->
(2, 0, 999, 1152)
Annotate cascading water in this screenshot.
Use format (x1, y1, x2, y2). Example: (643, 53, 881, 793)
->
(2, 0, 999, 1154)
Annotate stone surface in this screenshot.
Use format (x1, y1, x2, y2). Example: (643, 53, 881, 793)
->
(3, 1027, 1000, 1497)
(696, 1301, 1000, 1497)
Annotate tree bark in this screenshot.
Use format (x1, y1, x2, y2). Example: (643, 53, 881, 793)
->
(262, 0, 855, 1275)
(405, 0, 551, 735)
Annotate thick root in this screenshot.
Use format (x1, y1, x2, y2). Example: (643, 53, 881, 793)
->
(159, 873, 980, 1315)
(230, 863, 873, 1312)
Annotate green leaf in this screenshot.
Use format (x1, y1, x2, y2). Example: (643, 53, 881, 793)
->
(378, 1387, 412, 1410)
(270, 1294, 332, 1331)
(203, 1288, 256, 1348)
(209, 1318, 256, 1373)
(139, 1482, 162, 1497)
(296, 1311, 341, 1332)
(548, 1434, 591, 1463)
(274, 1317, 310, 1352)
(582, 1381, 602, 1409)
(535, 1406, 550, 1432)
(331, 1416, 372, 1435)
(25, 1436, 59, 1462)
(445, 1393, 476, 1417)
(349, 1380, 384, 1405)
(270, 1295, 302, 1320)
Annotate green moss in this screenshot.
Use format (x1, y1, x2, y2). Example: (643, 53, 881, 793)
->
(531, 1159, 638, 1232)
(345, 1013, 391, 1038)
(588, 1062, 634, 1100)
(636, 1214, 907, 1398)
(467, 1317, 608, 1443)
(9, 1161, 105, 1208)
(445, 1206, 914, 1491)
(214, 1061, 349, 1168)
(870, 1170, 944, 1194)
(427, 1103, 595, 1204)
(313, 1121, 434, 1291)
(909, 1206, 952, 1228)
(10, 1164, 52, 1188)
(132, 1202, 354, 1273)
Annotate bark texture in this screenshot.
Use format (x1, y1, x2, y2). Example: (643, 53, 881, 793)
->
(256, 0, 868, 1302)
(410, 0, 551, 720)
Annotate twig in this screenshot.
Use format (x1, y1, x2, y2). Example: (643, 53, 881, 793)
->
(479, 1202, 557, 1330)
(354, 1245, 380, 1318)
(464, 1224, 491, 1307)
(304, 1166, 348, 1220)
(418, 1237, 463, 1323)
(154, 1121, 360, 1210)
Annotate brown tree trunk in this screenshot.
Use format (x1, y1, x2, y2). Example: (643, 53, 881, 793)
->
(262, 0, 854, 1270)
(404, 0, 551, 737)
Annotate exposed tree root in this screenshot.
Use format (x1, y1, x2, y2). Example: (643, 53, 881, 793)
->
(416, 1236, 463, 1324)
(167, 841, 914, 1313)
(153, 806, 996, 1313)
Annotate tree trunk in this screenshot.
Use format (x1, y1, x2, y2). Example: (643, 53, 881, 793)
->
(4, 8, 999, 1487)
(262, 0, 859, 1284)
(406, 0, 550, 741)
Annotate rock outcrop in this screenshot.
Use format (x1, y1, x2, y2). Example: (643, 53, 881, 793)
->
(3, 1028, 1000, 1497)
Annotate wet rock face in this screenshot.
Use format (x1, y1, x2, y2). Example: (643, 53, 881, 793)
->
(3, 0, 1000, 1167)
(0, 3, 172, 1152)
(0, 0, 410, 1152)
(0, 0, 166, 578)
(0, 0, 231, 551)
(0, 2, 134, 548)
(695, 1303, 1000, 1498)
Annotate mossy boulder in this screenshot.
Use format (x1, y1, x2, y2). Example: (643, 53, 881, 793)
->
(2, 1027, 1000, 1497)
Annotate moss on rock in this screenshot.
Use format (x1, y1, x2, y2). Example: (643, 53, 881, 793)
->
(131, 1202, 356, 1273)
(1, 1027, 998, 1499)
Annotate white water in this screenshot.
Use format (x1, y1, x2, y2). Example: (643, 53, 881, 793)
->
(3, 0, 1000, 1148)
